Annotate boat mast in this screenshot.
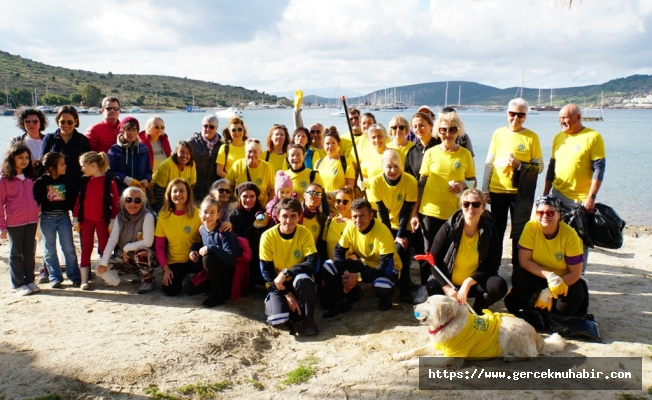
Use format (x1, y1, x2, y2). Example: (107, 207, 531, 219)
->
(458, 85, 462, 107)
(537, 74, 542, 107)
(444, 82, 448, 107)
(520, 70, 524, 98)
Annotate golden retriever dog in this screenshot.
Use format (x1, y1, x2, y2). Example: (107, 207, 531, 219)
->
(393, 295, 566, 369)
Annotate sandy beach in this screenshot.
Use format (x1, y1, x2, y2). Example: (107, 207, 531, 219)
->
(0, 225, 650, 399)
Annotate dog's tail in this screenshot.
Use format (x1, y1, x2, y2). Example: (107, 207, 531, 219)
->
(541, 333, 566, 355)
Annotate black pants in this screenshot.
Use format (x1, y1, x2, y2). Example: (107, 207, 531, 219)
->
(391, 229, 412, 288)
(490, 192, 520, 268)
(183, 253, 235, 303)
(410, 225, 430, 285)
(264, 273, 316, 326)
(420, 214, 447, 285)
(427, 274, 508, 313)
(8, 223, 37, 288)
(323, 258, 397, 306)
(162, 259, 202, 296)
(504, 267, 588, 316)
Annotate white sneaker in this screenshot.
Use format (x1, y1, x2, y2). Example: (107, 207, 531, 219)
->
(28, 282, 40, 293)
(17, 285, 33, 296)
(80, 282, 90, 290)
(413, 286, 428, 304)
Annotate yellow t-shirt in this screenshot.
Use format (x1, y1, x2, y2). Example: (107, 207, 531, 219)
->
(216, 143, 246, 173)
(451, 232, 479, 286)
(338, 220, 402, 272)
(551, 127, 606, 202)
(339, 136, 353, 158)
(488, 127, 543, 194)
(285, 167, 325, 199)
(154, 209, 202, 265)
(309, 146, 328, 167)
(322, 217, 353, 260)
(368, 173, 418, 230)
(360, 148, 385, 181)
(226, 159, 274, 206)
(154, 157, 197, 189)
(259, 225, 317, 278)
(300, 214, 323, 244)
(518, 220, 584, 276)
(387, 140, 414, 167)
(315, 155, 355, 193)
(435, 310, 510, 358)
(262, 151, 289, 174)
(418, 146, 476, 220)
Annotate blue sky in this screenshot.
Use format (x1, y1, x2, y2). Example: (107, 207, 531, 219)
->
(1, 0, 650, 97)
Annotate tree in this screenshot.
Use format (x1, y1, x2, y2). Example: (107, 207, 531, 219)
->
(8, 88, 32, 106)
(41, 94, 69, 106)
(80, 84, 102, 107)
(70, 92, 83, 104)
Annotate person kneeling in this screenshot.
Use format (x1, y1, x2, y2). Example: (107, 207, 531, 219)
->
(260, 198, 319, 336)
(323, 199, 402, 318)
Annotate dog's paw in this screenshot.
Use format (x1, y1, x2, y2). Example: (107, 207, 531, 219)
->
(393, 352, 411, 361)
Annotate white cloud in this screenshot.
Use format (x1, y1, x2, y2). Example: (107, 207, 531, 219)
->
(0, 0, 650, 96)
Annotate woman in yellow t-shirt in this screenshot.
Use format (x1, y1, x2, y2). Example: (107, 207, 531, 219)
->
(154, 178, 202, 296)
(386, 115, 414, 165)
(411, 111, 476, 265)
(505, 195, 587, 318)
(482, 98, 543, 268)
(226, 139, 274, 206)
(152, 141, 197, 213)
(216, 116, 248, 178)
(315, 131, 355, 208)
(359, 124, 388, 186)
(261, 124, 290, 174)
(428, 189, 507, 313)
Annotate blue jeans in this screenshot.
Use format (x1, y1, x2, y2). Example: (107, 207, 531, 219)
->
(39, 213, 80, 283)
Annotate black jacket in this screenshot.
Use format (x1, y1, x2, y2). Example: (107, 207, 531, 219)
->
(404, 137, 438, 180)
(187, 132, 222, 201)
(40, 129, 91, 202)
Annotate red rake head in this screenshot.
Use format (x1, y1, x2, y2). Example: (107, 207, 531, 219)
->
(414, 252, 435, 266)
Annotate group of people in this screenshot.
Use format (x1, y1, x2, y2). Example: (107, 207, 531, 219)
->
(0, 94, 604, 337)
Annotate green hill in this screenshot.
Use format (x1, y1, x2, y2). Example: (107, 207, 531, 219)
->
(0, 50, 286, 109)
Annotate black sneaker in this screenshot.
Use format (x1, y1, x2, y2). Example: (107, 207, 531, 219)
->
(303, 321, 319, 337)
(201, 296, 224, 308)
(378, 299, 392, 311)
(37, 267, 49, 284)
(71, 279, 81, 288)
(323, 302, 352, 319)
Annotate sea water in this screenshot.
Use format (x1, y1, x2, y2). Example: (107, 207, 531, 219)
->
(1, 107, 650, 225)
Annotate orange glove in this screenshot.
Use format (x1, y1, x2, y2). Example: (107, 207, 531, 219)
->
(533, 288, 553, 312)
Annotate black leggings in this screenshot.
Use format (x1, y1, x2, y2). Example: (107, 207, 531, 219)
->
(162, 259, 203, 296)
(391, 229, 412, 287)
(489, 192, 520, 268)
(183, 253, 235, 303)
(427, 274, 508, 313)
(504, 267, 588, 316)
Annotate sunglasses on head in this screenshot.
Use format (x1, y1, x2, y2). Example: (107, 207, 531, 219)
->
(390, 125, 407, 131)
(105, 107, 120, 112)
(217, 188, 231, 194)
(536, 210, 556, 217)
(24, 118, 39, 124)
(203, 124, 216, 129)
(273, 124, 286, 129)
(305, 190, 322, 198)
(59, 120, 75, 126)
(335, 199, 350, 205)
(153, 125, 165, 130)
(231, 127, 244, 133)
(439, 127, 458, 134)
(125, 197, 142, 204)
(462, 201, 482, 209)
(508, 111, 527, 118)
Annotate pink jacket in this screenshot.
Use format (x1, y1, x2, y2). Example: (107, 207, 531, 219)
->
(0, 176, 39, 231)
(85, 119, 120, 154)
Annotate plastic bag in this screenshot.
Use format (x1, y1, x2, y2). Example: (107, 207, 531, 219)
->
(97, 268, 121, 286)
(561, 205, 593, 248)
(548, 313, 606, 344)
(588, 203, 626, 249)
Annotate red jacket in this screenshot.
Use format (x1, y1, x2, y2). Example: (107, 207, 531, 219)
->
(85, 119, 120, 154)
(138, 131, 172, 169)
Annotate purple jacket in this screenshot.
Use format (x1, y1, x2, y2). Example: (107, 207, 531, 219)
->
(0, 176, 39, 231)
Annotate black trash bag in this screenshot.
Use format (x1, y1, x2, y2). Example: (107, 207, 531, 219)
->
(521, 306, 550, 331)
(548, 313, 606, 344)
(561, 205, 594, 248)
(589, 203, 626, 249)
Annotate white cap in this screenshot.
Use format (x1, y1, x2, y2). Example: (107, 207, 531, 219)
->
(417, 105, 435, 117)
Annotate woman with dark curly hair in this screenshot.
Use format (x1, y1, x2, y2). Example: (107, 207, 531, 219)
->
(216, 116, 248, 178)
(262, 124, 290, 173)
(12, 107, 48, 166)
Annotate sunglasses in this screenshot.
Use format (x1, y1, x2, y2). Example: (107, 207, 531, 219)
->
(105, 107, 120, 112)
(390, 126, 407, 131)
(125, 197, 142, 204)
(217, 188, 231, 194)
(203, 125, 216, 129)
(462, 201, 482, 209)
(305, 190, 322, 198)
(24, 118, 40, 124)
(508, 111, 527, 118)
(59, 120, 75, 126)
(153, 125, 165, 130)
(349, 115, 360, 121)
(439, 127, 458, 134)
(273, 124, 286, 129)
(231, 127, 244, 133)
(310, 129, 322, 134)
(335, 199, 350, 205)
(536, 210, 556, 217)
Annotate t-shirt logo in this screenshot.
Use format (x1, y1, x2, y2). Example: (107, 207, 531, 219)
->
(256, 178, 263, 185)
(574, 145, 581, 152)
(332, 167, 339, 175)
(473, 317, 487, 332)
(311, 225, 317, 232)
(397, 194, 403, 201)
(453, 161, 462, 170)
(293, 249, 301, 259)
(46, 184, 66, 202)
(300, 181, 307, 188)
(368, 243, 374, 251)
(184, 226, 191, 234)
(517, 143, 525, 152)
(555, 252, 563, 261)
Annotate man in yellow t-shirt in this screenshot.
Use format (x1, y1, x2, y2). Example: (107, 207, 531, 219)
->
(544, 104, 606, 271)
(322, 199, 401, 318)
(259, 198, 319, 336)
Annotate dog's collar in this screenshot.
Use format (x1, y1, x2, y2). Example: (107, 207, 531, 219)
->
(428, 317, 454, 335)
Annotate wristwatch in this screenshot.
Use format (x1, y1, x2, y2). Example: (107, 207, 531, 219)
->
(590, 193, 597, 200)
(357, 273, 362, 282)
(282, 268, 291, 278)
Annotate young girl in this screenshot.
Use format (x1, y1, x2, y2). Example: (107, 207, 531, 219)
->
(73, 151, 120, 290)
(33, 152, 81, 288)
(0, 143, 40, 295)
(265, 170, 294, 224)
(154, 178, 202, 296)
(187, 195, 239, 307)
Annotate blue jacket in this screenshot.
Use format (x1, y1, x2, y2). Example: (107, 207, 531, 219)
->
(108, 135, 152, 194)
(191, 226, 239, 268)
